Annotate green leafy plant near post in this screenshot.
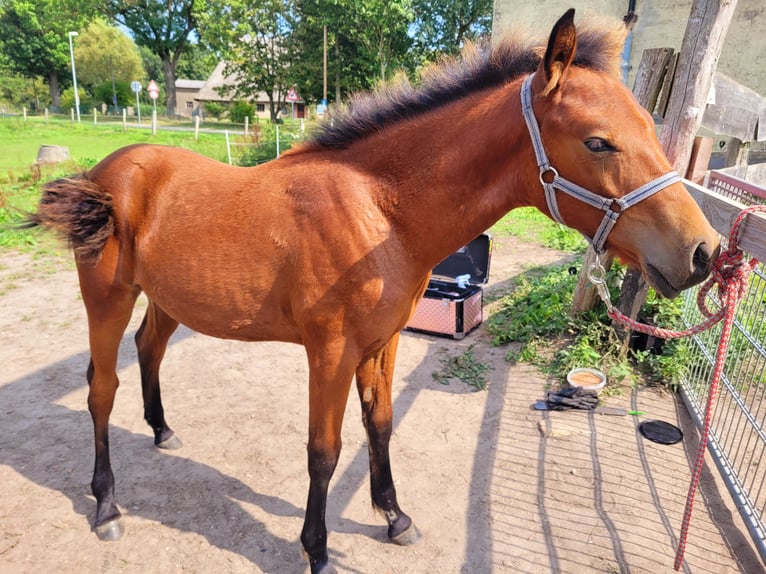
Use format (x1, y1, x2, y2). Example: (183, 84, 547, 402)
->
(236, 120, 306, 166)
(229, 101, 255, 124)
(485, 207, 691, 391)
(486, 256, 690, 391)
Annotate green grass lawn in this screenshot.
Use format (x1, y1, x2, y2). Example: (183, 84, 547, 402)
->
(0, 117, 233, 173)
(0, 117, 244, 249)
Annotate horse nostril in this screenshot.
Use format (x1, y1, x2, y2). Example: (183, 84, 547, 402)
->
(692, 242, 718, 275)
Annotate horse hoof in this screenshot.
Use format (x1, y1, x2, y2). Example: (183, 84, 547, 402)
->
(302, 549, 337, 574)
(95, 519, 124, 541)
(311, 562, 337, 574)
(156, 433, 182, 450)
(390, 523, 420, 546)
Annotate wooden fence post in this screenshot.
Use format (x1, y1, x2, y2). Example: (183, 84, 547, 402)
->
(660, 0, 740, 173)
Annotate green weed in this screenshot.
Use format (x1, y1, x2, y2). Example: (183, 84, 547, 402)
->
(487, 258, 688, 390)
(432, 345, 492, 391)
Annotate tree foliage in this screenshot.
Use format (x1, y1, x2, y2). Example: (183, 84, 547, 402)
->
(0, 0, 494, 116)
(210, 0, 300, 121)
(410, 0, 492, 63)
(290, 0, 368, 104)
(104, 0, 203, 116)
(176, 42, 218, 81)
(0, 52, 32, 108)
(351, 0, 412, 81)
(0, 0, 98, 108)
(93, 79, 133, 109)
(290, 0, 412, 105)
(73, 18, 144, 88)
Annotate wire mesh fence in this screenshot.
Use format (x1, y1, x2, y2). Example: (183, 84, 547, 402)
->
(679, 171, 766, 561)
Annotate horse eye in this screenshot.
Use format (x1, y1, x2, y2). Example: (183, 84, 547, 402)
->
(584, 138, 614, 153)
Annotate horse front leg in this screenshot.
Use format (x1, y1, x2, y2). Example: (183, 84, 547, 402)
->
(135, 300, 181, 449)
(355, 332, 418, 545)
(300, 343, 357, 574)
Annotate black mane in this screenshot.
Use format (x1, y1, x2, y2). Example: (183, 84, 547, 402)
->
(306, 17, 625, 151)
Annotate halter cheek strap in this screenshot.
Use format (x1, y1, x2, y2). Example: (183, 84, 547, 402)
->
(520, 74, 681, 254)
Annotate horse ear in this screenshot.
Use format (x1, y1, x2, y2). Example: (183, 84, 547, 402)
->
(537, 8, 577, 96)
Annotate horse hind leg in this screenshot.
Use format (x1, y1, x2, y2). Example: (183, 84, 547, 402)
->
(80, 274, 140, 541)
(135, 300, 181, 449)
(355, 332, 419, 545)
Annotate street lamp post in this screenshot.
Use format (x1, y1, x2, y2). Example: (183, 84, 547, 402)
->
(68, 31, 80, 123)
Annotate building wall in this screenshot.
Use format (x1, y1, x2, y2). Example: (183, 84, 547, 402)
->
(492, 0, 766, 96)
(175, 88, 201, 118)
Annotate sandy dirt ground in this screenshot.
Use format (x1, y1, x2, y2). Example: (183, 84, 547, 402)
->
(1, 236, 764, 574)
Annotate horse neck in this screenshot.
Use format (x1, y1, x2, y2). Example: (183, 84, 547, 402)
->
(344, 80, 539, 268)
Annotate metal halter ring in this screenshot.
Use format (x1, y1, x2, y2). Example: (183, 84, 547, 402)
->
(587, 260, 616, 313)
(539, 166, 559, 186)
(587, 261, 607, 284)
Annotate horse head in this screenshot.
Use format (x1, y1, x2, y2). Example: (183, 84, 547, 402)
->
(525, 9, 719, 298)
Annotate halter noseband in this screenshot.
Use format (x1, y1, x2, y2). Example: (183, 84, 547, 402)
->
(520, 74, 681, 254)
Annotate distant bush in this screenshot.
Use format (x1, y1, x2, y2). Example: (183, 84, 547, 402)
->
(230, 101, 254, 124)
(204, 101, 227, 121)
(59, 86, 93, 114)
(93, 80, 133, 109)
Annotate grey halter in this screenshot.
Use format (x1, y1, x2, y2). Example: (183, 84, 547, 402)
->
(520, 74, 681, 254)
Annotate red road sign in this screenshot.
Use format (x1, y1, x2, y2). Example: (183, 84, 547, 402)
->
(286, 88, 298, 103)
(148, 80, 159, 100)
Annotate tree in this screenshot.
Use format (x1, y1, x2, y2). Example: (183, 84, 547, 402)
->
(73, 19, 144, 89)
(104, 0, 203, 116)
(213, 0, 300, 122)
(291, 0, 411, 105)
(410, 0, 492, 64)
(93, 79, 133, 109)
(176, 42, 217, 81)
(199, 0, 414, 115)
(0, 52, 32, 109)
(352, 0, 412, 81)
(0, 0, 97, 108)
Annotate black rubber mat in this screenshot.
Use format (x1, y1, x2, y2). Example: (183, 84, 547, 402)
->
(639, 420, 684, 445)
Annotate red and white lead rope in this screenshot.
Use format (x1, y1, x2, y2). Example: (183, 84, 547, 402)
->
(589, 205, 765, 570)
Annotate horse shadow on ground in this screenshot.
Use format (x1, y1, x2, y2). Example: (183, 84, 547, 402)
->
(0, 254, 561, 572)
(0, 328, 315, 572)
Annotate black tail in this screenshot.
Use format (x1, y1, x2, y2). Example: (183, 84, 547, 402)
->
(28, 174, 114, 264)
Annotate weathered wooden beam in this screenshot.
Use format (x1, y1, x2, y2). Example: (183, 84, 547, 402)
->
(685, 180, 766, 262)
(655, 53, 679, 118)
(702, 73, 766, 142)
(687, 136, 714, 184)
(632, 48, 675, 116)
(723, 137, 751, 173)
(660, 0, 740, 173)
(702, 105, 759, 143)
(571, 249, 612, 314)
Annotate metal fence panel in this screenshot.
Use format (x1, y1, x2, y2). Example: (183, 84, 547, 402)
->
(679, 171, 766, 560)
